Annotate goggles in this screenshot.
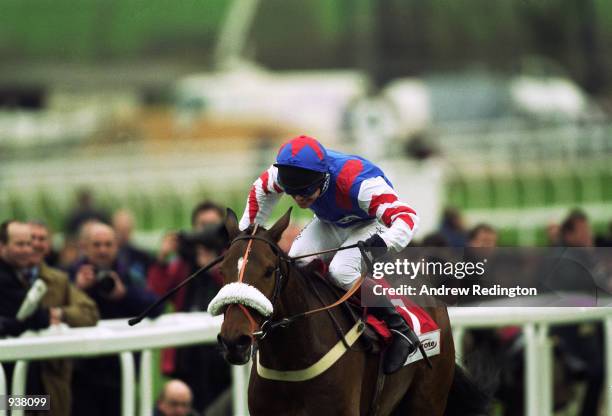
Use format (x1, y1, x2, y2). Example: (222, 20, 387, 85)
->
(279, 173, 331, 197)
(282, 179, 324, 197)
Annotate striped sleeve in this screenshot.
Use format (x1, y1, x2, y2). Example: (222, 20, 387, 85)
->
(356, 176, 419, 252)
(239, 165, 284, 230)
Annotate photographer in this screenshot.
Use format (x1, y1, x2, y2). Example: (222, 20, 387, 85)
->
(68, 221, 161, 416)
(70, 222, 160, 318)
(148, 201, 230, 414)
(149, 201, 226, 311)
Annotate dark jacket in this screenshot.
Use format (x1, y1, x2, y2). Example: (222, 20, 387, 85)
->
(67, 256, 162, 402)
(0, 259, 98, 416)
(0, 259, 49, 337)
(68, 257, 162, 320)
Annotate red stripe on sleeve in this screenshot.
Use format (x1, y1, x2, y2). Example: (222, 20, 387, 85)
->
(368, 194, 398, 216)
(248, 186, 260, 223)
(395, 214, 415, 230)
(260, 171, 270, 194)
(335, 160, 363, 210)
(381, 206, 416, 227)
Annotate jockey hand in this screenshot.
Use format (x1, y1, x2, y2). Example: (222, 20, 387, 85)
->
(359, 234, 388, 261)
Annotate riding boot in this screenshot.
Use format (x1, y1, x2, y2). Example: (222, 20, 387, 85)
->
(362, 279, 421, 374)
(369, 304, 421, 374)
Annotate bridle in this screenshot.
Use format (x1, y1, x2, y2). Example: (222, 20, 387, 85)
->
(225, 224, 290, 338)
(128, 225, 366, 329)
(227, 225, 365, 341)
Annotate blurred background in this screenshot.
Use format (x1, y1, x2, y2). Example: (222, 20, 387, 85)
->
(1, 1, 611, 415)
(1, 0, 611, 246)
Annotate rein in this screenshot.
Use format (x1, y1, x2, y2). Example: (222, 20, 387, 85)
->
(229, 230, 366, 340)
(128, 227, 365, 329)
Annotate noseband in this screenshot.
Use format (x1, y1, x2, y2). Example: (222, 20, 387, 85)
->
(231, 232, 290, 319)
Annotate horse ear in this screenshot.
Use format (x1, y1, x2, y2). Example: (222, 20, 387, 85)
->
(224, 208, 240, 241)
(268, 207, 292, 242)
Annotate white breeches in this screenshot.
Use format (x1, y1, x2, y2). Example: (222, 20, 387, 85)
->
(288, 216, 384, 290)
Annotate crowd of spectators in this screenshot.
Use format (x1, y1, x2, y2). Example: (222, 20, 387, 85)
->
(423, 207, 610, 416)
(1, 189, 610, 415)
(0, 196, 234, 416)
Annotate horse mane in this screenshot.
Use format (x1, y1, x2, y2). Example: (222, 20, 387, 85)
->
(242, 223, 268, 236)
(290, 261, 362, 319)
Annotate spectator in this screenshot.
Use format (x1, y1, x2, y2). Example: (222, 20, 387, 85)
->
(553, 209, 603, 416)
(60, 188, 110, 269)
(64, 188, 110, 238)
(543, 210, 598, 295)
(29, 220, 99, 326)
(29, 220, 61, 268)
(27, 220, 99, 416)
(112, 208, 155, 281)
(467, 223, 498, 248)
(0, 220, 51, 337)
(421, 232, 449, 247)
(69, 222, 161, 416)
(149, 201, 225, 311)
(439, 207, 467, 247)
(463, 224, 501, 348)
(155, 379, 199, 416)
(560, 209, 593, 247)
(148, 201, 230, 414)
(0, 220, 89, 416)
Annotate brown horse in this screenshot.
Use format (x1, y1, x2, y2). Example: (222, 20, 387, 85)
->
(212, 209, 490, 415)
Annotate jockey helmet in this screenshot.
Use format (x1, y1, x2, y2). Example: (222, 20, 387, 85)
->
(274, 136, 329, 195)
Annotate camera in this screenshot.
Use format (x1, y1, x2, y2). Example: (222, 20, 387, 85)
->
(177, 223, 228, 263)
(94, 269, 116, 295)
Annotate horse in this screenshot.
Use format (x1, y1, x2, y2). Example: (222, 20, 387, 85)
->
(211, 208, 491, 415)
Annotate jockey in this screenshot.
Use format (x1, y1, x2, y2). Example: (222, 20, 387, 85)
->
(239, 135, 421, 374)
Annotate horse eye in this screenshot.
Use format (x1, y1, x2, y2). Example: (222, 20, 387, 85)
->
(264, 267, 275, 277)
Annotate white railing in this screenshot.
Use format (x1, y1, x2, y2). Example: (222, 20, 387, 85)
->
(450, 307, 612, 416)
(0, 313, 250, 416)
(1, 308, 612, 416)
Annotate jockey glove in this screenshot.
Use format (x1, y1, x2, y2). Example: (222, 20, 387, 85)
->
(360, 234, 388, 261)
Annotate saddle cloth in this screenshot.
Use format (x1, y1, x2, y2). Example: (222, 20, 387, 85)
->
(310, 261, 441, 365)
(361, 278, 441, 365)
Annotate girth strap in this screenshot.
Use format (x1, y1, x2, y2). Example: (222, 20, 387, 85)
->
(256, 320, 365, 382)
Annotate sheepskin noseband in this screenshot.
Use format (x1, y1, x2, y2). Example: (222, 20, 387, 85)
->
(207, 282, 273, 317)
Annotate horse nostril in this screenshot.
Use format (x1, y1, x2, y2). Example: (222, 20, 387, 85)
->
(235, 334, 252, 348)
(218, 333, 251, 350)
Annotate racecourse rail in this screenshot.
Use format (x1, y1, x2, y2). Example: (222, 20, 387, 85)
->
(1, 308, 612, 416)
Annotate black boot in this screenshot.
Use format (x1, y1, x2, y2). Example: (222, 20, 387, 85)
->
(369, 305, 421, 374)
(361, 278, 422, 374)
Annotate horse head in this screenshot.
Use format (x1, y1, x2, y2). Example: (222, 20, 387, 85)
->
(210, 207, 292, 365)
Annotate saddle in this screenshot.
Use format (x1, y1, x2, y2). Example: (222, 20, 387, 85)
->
(309, 263, 440, 362)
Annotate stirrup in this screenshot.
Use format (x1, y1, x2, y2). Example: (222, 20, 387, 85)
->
(389, 328, 418, 351)
(389, 329, 433, 369)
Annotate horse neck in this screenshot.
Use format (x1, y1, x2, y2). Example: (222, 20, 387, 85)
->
(257, 265, 342, 368)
